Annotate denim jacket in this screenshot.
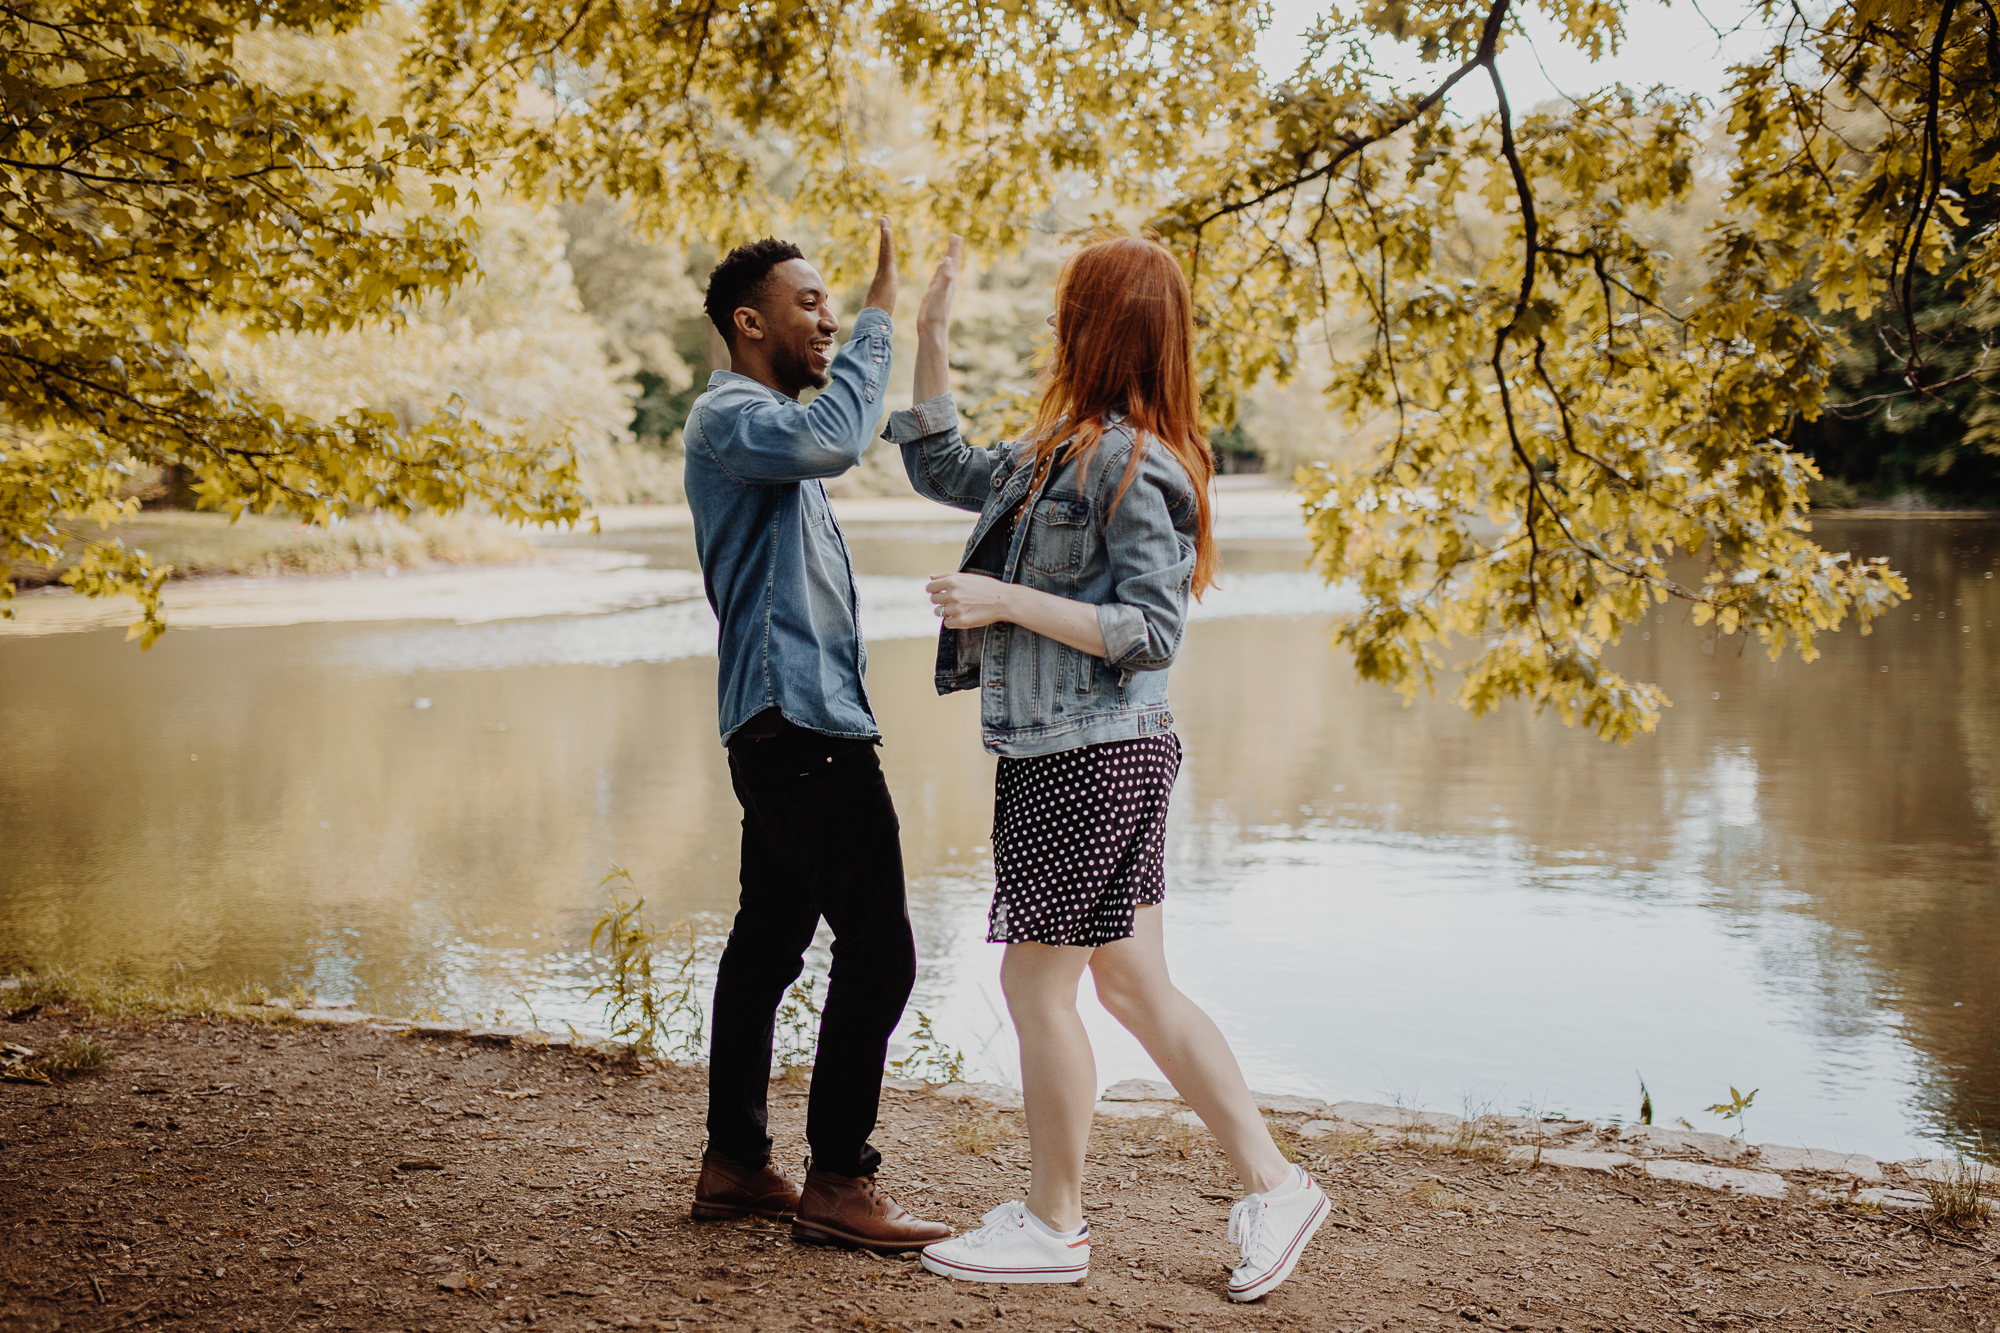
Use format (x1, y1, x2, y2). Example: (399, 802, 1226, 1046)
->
(684, 306, 893, 743)
(883, 392, 1198, 758)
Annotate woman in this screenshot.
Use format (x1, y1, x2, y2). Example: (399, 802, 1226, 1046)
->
(883, 234, 1327, 1301)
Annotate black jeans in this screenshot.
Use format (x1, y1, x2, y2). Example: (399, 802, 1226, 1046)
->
(706, 720, 915, 1178)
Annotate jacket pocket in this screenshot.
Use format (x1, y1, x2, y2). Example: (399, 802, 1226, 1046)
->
(1023, 497, 1091, 575)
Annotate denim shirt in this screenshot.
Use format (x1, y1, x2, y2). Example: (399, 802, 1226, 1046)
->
(884, 392, 1199, 758)
(684, 306, 892, 743)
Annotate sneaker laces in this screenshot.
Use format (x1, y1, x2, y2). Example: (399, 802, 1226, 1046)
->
(960, 1200, 1029, 1248)
(1228, 1195, 1267, 1265)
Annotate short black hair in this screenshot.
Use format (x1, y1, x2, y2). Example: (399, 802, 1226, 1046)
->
(704, 237, 806, 345)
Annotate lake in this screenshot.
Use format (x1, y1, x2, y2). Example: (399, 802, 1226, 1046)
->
(2, 500, 1994, 1162)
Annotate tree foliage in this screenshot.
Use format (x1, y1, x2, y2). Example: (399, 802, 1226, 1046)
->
(1146, 0, 1951, 740)
(200, 200, 635, 479)
(401, 0, 1269, 278)
(12, 0, 1965, 743)
(2, 0, 583, 641)
(406, 0, 1955, 740)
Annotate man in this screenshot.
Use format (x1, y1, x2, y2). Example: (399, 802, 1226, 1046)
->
(682, 218, 950, 1254)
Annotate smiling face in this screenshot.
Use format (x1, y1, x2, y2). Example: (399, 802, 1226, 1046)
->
(741, 258, 839, 396)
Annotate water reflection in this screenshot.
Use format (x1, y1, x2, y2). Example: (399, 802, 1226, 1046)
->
(0, 515, 1993, 1159)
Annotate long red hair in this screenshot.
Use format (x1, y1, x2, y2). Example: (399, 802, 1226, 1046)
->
(1026, 234, 1218, 597)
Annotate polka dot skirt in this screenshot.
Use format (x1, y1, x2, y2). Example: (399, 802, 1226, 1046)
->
(988, 733, 1183, 948)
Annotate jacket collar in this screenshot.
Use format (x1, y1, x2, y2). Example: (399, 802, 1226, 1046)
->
(705, 368, 790, 401)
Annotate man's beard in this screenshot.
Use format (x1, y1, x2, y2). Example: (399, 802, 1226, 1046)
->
(773, 340, 831, 396)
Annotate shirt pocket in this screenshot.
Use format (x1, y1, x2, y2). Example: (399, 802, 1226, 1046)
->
(1022, 497, 1091, 576)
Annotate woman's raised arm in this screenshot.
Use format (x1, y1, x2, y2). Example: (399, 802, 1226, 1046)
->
(914, 236, 961, 403)
(886, 236, 998, 511)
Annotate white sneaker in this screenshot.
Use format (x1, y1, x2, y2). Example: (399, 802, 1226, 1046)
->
(1226, 1166, 1329, 1301)
(919, 1200, 1090, 1284)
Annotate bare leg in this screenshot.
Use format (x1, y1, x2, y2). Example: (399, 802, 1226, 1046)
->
(999, 941, 1098, 1233)
(1089, 905, 1291, 1195)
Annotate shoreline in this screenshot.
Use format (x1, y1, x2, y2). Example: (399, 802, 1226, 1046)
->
(263, 1001, 2000, 1212)
(2, 995, 1994, 1333)
(79, 986, 2000, 1210)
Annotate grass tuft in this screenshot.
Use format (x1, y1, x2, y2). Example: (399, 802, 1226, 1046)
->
(1451, 1101, 1510, 1161)
(1410, 1180, 1476, 1212)
(1311, 1127, 1376, 1160)
(0, 1031, 115, 1083)
(1265, 1114, 1301, 1164)
(1134, 1112, 1204, 1159)
(1388, 1095, 1444, 1149)
(5, 967, 291, 1023)
(951, 1113, 1017, 1155)
(41, 1033, 114, 1074)
(1924, 1157, 1991, 1230)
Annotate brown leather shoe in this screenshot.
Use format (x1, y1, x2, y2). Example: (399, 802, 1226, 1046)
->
(791, 1164, 952, 1253)
(691, 1149, 803, 1222)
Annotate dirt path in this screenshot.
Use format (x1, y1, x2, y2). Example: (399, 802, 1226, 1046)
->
(3, 1013, 1995, 1333)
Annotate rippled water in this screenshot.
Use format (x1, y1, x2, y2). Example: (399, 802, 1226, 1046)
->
(2, 508, 1994, 1161)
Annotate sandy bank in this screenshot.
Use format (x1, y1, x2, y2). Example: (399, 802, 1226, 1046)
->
(0, 551, 705, 638)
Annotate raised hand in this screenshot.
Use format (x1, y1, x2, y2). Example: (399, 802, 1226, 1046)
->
(919, 234, 963, 335)
(863, 215, 896, 314)
(914, 234, 964, 403)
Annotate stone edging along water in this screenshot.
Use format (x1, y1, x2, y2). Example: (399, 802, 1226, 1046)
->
(238, 998, 1999, 1218)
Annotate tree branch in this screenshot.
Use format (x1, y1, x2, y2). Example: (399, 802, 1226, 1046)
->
(1192, 0, 1511, 230)
(1892, 0, 1960, 382)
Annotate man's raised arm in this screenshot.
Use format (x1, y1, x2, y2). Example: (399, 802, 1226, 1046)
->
(697, 217, 899, 484)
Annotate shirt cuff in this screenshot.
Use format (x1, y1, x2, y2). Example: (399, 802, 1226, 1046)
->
(849, 305, 893, 337)
(1097, 602, 1149, 669)
(881, 391, 959, 443)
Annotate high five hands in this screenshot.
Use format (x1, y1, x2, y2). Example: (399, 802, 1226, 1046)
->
(863, 217, 963, 331)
